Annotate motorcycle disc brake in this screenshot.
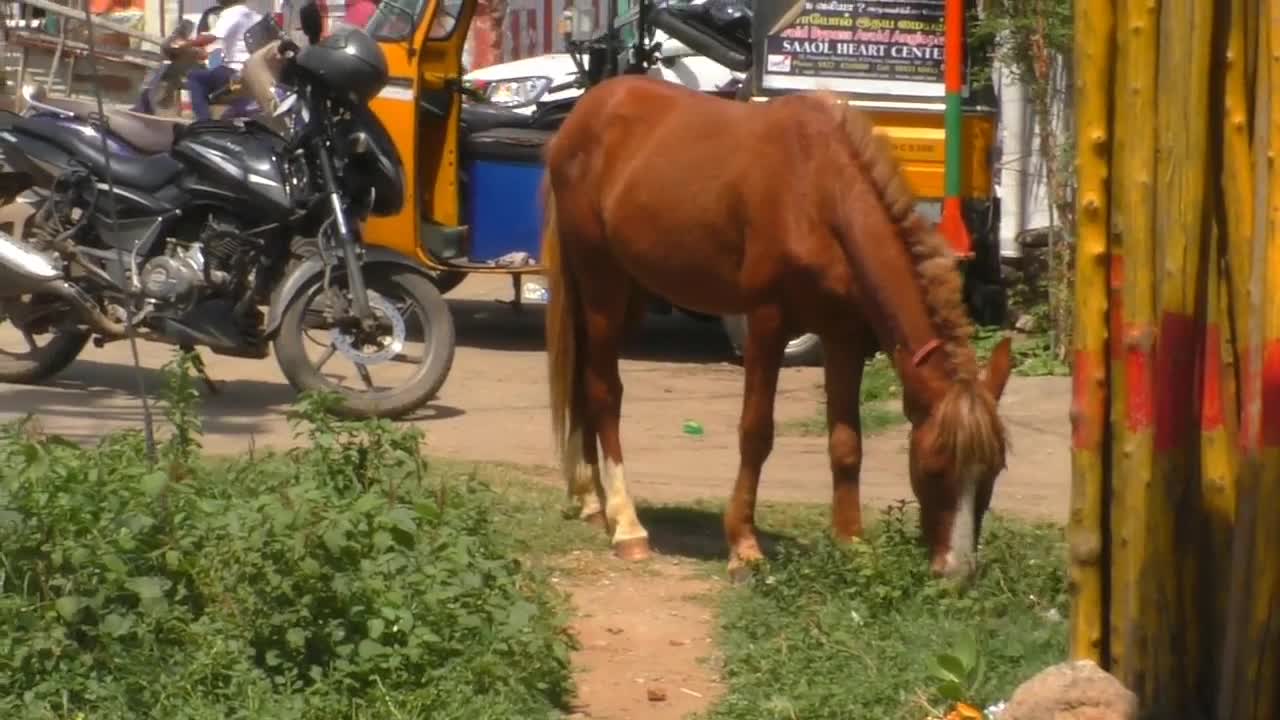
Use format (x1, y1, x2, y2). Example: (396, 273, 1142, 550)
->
(330, 291, 405, 366)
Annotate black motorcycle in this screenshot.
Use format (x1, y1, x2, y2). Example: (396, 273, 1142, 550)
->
(0, 12, 455, 419)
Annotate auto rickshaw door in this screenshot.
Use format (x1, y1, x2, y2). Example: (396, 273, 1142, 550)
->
(362, 0, 476, 267)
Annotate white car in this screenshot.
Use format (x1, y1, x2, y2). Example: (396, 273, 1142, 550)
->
(463, 34, 740, 114)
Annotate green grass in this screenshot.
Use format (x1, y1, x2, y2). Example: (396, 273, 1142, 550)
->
(696, 502, 1068, 720)
(781, 328, 1070, 438)
(779, 354, 903, 438)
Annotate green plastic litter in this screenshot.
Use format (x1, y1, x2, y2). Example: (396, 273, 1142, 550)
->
(682, 420, 704, 436)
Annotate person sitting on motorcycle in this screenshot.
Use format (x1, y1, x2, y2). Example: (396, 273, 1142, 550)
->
(180, 0, 263, 120)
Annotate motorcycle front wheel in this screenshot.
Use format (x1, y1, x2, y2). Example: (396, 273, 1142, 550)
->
(0, 296, 89, 384)
(272, 265, 456, 419)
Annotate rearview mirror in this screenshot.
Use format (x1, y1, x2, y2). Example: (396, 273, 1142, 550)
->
(299, 0, 323, 45)
(576, 10, 596, 38)
(559, 8, 573, 46)
(560, 7, 596, 44)
(21, 82, 47, 104)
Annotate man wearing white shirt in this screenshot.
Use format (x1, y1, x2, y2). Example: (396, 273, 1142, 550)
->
(181, 0, 264, 120)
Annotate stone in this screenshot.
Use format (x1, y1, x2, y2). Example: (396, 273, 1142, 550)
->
(1001, 660, 1138, 720)
(1014, 313, 1042, 333)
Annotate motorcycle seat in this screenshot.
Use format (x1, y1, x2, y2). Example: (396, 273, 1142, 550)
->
(107, 110, 190, 154)
(26, 95, 189, 154)
(12, 116, 184, 192)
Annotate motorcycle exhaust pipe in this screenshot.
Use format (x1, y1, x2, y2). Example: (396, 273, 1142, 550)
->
(0, 230, 126, 336)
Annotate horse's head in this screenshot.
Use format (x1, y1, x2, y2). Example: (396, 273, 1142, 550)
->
(894, 336, 1013, 582)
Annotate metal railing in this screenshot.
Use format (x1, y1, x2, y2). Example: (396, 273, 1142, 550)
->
(1, 0, 165, 104)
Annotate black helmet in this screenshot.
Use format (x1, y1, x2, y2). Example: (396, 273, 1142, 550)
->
(295, 26, 389, 105)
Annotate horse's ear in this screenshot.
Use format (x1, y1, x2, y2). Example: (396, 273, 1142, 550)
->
(983, 336, 1014, 400)
(892, 345, 938, 415)
(892, 344, 916, 383)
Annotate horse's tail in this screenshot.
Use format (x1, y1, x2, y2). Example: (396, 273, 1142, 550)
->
(541, 177, 594, 497)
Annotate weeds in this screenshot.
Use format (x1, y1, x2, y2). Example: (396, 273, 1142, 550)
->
(0, 350, 575, 720)
(973, 326, 1070, 377)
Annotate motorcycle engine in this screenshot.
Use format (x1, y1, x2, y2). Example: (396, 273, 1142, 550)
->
(141, 217, 259, 311)
(141, 244, 206, 308)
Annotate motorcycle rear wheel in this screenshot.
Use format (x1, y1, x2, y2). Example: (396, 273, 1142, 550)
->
(272, 265, 456, 419)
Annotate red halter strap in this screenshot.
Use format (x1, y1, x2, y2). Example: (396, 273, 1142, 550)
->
(911, 338, 944, 367)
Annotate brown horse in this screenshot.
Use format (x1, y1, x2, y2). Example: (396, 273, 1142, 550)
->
(540, 75, 1014, 581)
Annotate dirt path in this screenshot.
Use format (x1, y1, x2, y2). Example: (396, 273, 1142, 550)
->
(556, 553, 723, 719)
(0, 275, 1071, 522)
(1, 275, 1071, 720)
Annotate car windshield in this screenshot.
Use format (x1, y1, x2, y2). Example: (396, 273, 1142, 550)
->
(366, 0, 427, 41)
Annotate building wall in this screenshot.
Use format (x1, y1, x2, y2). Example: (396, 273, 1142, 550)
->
(469, 0, 606, 67)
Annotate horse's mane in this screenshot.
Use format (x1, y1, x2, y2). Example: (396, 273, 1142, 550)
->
(818, 95, 1008, 469)
(820, 94, 980, 383)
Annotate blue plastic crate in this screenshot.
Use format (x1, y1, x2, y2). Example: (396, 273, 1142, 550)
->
(461, 129, 550, 264)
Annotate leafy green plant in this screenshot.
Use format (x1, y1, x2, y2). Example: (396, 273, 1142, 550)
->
(927, 631, 984, 705)
(0, 359, 576, 719)
(158, 349, 203, 466)
(700, 501, 1067, 720)
(973, 326, 1071, 376)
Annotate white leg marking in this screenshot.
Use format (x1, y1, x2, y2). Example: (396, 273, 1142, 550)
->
(601, 458, 648, 543)
(577, 463, 604, 520)
(563, 427, 603, 518)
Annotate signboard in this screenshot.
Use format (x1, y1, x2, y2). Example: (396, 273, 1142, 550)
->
(753, 0, 952, 97)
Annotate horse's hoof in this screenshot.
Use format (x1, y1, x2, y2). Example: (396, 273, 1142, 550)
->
(581, 511, 608, 530)
(613, 537, 652, 561)
(727, 561, 756, 585)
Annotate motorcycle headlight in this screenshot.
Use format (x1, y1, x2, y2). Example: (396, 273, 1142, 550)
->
(349, 130, 372, 155)
(484, 76, 552, 107)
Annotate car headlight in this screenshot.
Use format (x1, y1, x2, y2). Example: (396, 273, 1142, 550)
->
(484, 76, 552, 107)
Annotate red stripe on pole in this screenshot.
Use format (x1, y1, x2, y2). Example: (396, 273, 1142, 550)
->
(944, 0, 963, 91)
(1155, 312, 1197, 451)
(1126, 329, 1154, 432)
(1263, 340, 1280, 447)
(1202, 324, 1224, 431)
